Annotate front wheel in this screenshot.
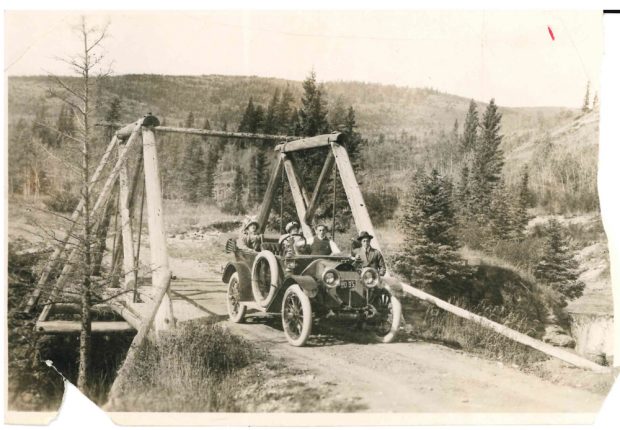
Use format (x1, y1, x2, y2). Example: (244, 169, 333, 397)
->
(369, 289, 401, 343)
(226, 272, 247, 323)
(281, 284, 313, 346)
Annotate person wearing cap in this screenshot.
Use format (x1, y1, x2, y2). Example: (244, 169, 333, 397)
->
(351, 231, 386, 276)
(306, 224, 341, 255)
(279, 221, 304, 256)
(238, 220, 262, 252)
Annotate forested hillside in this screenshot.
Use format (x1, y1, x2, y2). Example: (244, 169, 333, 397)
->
(7, 73, 596, 217)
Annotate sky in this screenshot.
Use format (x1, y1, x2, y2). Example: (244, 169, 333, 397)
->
(4, 10, 603, 108)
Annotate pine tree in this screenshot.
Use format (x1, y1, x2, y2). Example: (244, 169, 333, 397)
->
(343, 106, 362, 171)
(582, 81, 591, 113)
(534, 219, 585, 302)
(512, 165, 532, 237)
(103, 96, 121, 143)
(238, 98, 256, 132)
(181, 141, 207, 203)
(226, 167, 246, 215)
(248, 149, 268, 207)
(470, 99, 504, 221)
(460, 100, 479, 154)
(299, 70, 329, 136)
(277, 86, 295, 135)
(329, 96, 347, 130)
(185, 111, 195, 128)
(263, 89, 280, 134)
(456, 165, 470, 216)
(394, 169, 472, 299)
(489, 180, 513, 241)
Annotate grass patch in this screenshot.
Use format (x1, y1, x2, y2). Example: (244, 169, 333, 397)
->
(413, 300, 549, 368)
(113, 321, 262, 412)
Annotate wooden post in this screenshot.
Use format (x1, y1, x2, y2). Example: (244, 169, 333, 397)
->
(118, 145, 136, 292)
(331, 143, 381, 251)
(141, 127, 175, 333)
(256, 154, 284, 234)
(396, 280, 609, 373)
(25, 135, 119, 312)
(282, 155, 313, 239)
(305, 152, 335, 224)
(275, 132, 342, 153)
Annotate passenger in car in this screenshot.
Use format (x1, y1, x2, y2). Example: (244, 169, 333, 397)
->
(351, 231, 386, 276)
(238, 220, 262, 252)
(306, 224, 341, 255)
(279, 221, 303, 256)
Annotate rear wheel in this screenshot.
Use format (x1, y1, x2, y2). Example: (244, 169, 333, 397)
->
(369, 289, 401, 343)
(226, 272, 246, 323)
(281, 284, 312, 346)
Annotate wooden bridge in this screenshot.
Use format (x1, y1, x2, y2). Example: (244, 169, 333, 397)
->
(23, 113, 609, 406)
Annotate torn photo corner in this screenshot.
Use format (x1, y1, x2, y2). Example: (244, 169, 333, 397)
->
(4, 8, 620, 427)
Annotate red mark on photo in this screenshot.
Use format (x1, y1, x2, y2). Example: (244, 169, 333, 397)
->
(548, 26, 555, 41)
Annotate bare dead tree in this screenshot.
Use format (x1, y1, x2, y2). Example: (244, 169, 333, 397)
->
(47, 15, 110, 395)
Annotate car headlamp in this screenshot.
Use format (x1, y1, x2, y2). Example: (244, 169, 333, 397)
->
(361, 267, 380, 288)
(322, 269, 340, 288)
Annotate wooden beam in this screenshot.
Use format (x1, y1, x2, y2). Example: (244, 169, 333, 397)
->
(397, 280, 609, 373)
(256, 154, 284, 234)
(282, 155, 313, 239)
(35, 320, 135, 334)
(288, 156, 311, 208)
(304, 152, 335, 224)
(118, 145, 136, 292)
(47, 303, 114, 315)
(25, 135, 119, 313)
(141, 127, 175, 334)
(276, 132, 343, 153)
(331, 143, 381, 252)
(101, 121, 297, 142)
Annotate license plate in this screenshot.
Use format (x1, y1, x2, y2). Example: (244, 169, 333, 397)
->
(341, 280, 356, 289)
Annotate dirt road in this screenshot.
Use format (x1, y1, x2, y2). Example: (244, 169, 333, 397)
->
(165, 253, 607, 414)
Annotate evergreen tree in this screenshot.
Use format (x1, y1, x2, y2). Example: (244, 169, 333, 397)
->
(248, 149, 268, 207)
(582, 81, 590, 113)
(329, 96, 347, 130)
(512, 165, 532, 237)
(299, 70, 329, 136)
(238, 98, 256, 132)
(534, 219, 585, 302)
(394, 169, 472, 298)
(456, 165, 470, 216)
(103, 96, 121, 143)
(489, 180, 513, 241)
(343, 106, 362, 171)
(470, 99, 504, 221)
(460, 100, 479, 154)
(185, 111, 195, 128)
(451, 119, 459, 146)
(202, 117, 211, 131)
(225, 167, 246, 215)
(180, 141, 207, 202)
(277, 86, 295, 135)
(263, 89, 280, 134)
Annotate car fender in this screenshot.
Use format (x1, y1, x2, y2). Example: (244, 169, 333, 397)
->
(222, 262, 253, 301)
(266, 275, 318, 313)
(380, 275, 405, 299)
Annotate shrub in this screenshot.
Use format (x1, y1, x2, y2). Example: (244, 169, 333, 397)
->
(45, 189, 80, 213)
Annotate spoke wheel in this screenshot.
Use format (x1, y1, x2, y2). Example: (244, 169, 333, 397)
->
(226, 272, 246, 323)
(281, 284, 312, 346)
(369, 289, 401, 343)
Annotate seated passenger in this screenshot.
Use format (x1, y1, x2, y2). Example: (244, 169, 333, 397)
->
(279, 221, 304, 257)
(238, 220, 262, 252)
(306, 224, 341, 255)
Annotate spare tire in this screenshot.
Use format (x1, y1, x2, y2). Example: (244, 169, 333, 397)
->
(251, 250, 280, 307)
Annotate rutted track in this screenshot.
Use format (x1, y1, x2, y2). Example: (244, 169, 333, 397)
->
(169, 275, 606, 414)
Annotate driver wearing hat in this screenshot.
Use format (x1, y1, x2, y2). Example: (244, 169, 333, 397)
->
(351, 231, 386, 276)
(279, 221, 304, 256)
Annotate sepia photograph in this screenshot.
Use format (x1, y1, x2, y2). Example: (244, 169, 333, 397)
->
(3, 6, 618, 426)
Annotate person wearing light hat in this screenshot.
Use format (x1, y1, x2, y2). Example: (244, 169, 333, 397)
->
(278, 221, 304, 256)
(306, 223, 341, 255)
(238, 219, 262, 252)
(351, 231, 386, 275)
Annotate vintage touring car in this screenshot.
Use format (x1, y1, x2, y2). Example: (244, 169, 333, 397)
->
(222, 233, 403, 346)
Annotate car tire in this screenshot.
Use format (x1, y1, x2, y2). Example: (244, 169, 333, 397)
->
(370, 289, 402, 343)
(226, 272, 247, 323)
(251, 250, 280, 307)
(281, 284, 313, 347)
